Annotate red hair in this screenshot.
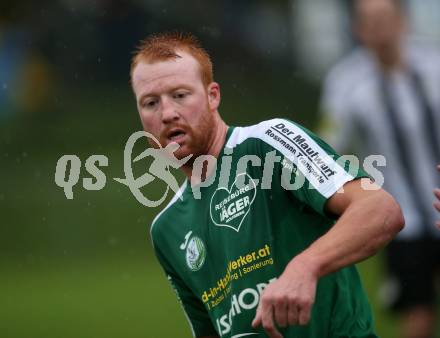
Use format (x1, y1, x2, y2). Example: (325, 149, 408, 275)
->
(130, 32, 213, 86)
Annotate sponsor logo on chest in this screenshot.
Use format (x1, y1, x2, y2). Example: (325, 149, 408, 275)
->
(210, 173, 257, 232)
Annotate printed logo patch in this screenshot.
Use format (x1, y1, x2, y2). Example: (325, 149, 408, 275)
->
(186, 236, 206, 271)
(210, 173, 257, 232)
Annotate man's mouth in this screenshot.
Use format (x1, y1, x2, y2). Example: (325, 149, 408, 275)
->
(166, 128, 186, 143)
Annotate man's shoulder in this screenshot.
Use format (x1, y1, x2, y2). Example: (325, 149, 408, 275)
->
(150, 180, 188, 243)
(406, 39, 440, 72)
(324, 48, 374, 89)
(321, 48, 378, 117)
(228, 118, 307, 149)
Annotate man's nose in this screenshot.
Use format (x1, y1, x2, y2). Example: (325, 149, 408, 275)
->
(161, 98, 179, 123)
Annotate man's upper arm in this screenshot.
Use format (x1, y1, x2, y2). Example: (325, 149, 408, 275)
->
(324, 178, 379, 217)
(324, 178, 402, 225)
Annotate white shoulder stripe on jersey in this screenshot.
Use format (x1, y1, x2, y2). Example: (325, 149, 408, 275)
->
(227, 118, 355, 198)
(150, 179, 188, 236)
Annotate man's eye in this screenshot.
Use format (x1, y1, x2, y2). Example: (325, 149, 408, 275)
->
(144, 100, 157, 108)
(174, 92, 187, 99)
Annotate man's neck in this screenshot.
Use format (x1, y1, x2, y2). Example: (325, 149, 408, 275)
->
(181, 117, 229, 184)
(374, 43, 403, 72)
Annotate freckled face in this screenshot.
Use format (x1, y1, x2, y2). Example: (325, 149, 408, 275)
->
(132, 52, 218, 160)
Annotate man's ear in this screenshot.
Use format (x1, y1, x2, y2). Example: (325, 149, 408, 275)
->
(207, 82, 221, 111)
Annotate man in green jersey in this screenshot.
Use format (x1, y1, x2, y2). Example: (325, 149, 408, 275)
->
(130, 32, 404, 338)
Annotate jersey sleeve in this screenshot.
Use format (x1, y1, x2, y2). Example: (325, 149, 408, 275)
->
(151, 233, 217, 337)
(254, 118, 370, 216)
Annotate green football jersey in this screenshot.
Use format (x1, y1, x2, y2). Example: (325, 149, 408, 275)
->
(151, 118, 377, 338)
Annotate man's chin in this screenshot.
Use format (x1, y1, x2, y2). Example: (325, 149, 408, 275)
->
(172, 145, 195, 161)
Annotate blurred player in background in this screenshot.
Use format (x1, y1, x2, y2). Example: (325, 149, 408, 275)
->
(320, 0, 440, 337)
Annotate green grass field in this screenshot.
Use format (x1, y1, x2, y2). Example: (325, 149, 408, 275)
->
(1, 254, 192, 338)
